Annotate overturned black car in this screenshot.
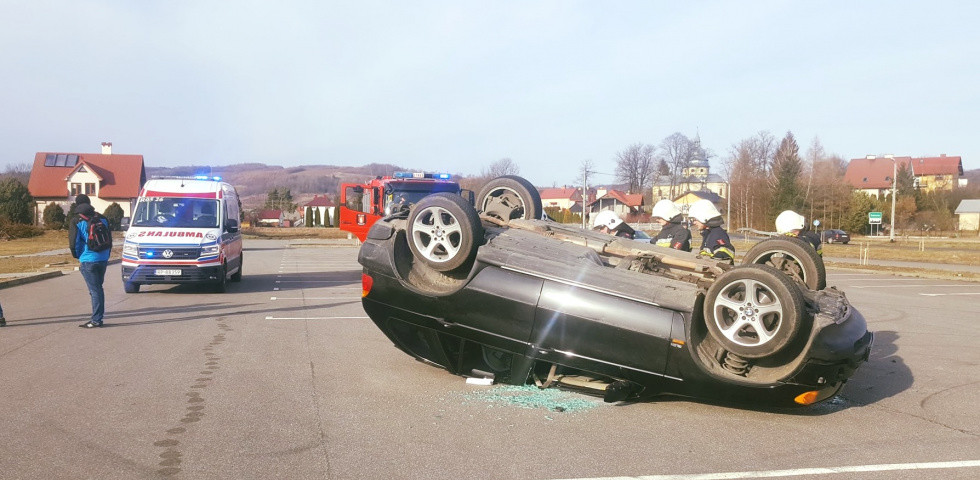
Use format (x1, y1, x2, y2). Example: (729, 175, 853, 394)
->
(357, 176, 872, 407)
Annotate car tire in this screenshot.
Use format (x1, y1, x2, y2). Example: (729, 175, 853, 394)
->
(742, 237, 826, 291)
(477, 175, 543, 222)
(124, 282, 140, 294)
(230, 254, 243, 282)
(407, 192, 484, 272)
(703, 264, 806, 359)
(214, 263, 228, 293)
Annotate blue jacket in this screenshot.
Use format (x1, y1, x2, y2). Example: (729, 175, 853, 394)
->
(72, 215, 112, 263)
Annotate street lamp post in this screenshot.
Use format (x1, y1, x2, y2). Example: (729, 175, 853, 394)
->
(884, 154, 897, 242)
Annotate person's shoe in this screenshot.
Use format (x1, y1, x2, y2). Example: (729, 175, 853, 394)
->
(79, 321, 103, 328)
(0, 317, 6, 327)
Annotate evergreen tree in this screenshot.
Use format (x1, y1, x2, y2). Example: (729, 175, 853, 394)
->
(0, 178, 34, 224)
(769, 131, 804, 220)
(313, 207, 321, 227)
(104, 202, 125, 230)
(305, 207, 313, 227)
(43, 203, 67, 229)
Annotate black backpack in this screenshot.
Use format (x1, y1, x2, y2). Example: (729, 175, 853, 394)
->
(85, 214, 113, 252)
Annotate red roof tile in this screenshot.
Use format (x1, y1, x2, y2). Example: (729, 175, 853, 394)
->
(304, 195, 336, 207)
(844, 156, 913, 189)
(591, 189, 644, 207)
(845, 155, 963, 189)
(538, 187, 582, 201)
(27, 152, 146, 199)
(257, 209, 283, 219)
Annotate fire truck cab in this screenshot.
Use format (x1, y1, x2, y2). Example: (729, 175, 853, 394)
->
(338, 172, 465, 241)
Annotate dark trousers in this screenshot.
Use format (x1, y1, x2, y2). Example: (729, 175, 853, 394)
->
(80, 261, 108, 324)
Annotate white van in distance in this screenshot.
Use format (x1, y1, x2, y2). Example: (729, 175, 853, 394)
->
(121, 177, 243, 293)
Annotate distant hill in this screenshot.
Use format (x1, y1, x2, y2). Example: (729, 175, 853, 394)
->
(146, 163, 411, 210)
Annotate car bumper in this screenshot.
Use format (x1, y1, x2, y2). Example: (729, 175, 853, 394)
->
(122, 264, 223, 284)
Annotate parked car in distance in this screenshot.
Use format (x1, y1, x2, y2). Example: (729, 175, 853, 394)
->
(822, 229, 850, 244)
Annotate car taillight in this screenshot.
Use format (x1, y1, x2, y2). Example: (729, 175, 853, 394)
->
(362, 273, 373, 297)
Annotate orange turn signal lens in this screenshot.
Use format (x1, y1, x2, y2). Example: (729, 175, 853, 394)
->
(361, 273, 373, 297)
(794, 390, 819, 405)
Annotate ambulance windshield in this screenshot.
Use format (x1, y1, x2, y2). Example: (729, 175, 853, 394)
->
(132, 198, 220, 228)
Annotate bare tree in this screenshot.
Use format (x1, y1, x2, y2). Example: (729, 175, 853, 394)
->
(481, 158, 520, 178)
(723, 131, 777, 230)
(614, 143, 656, 194)
(659, 133, 695, 198)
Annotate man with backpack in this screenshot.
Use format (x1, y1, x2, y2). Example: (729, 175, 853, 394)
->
(69, 194, 112, 328)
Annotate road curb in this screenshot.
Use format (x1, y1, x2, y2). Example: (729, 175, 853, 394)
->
(0, 259, 122, 289)
(0, 271, 63, 289)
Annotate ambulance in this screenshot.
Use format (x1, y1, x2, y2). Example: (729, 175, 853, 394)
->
(121, 177, 243, 293)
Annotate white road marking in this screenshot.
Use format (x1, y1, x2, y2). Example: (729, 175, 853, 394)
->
(556, 459, 980, 480)
(849, 284, 975, 289)
(270, 296, 360, 300)
(920, 292, 980, 296)
(275, 280, 355, 283)
(265, 316, 369, 320)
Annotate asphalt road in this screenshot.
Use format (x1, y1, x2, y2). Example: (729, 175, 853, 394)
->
(0, 240, 978, 480)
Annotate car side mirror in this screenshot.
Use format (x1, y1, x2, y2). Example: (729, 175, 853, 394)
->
(225, 218, 240, 233)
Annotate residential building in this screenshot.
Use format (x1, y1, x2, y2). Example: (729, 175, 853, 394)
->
(539, 187, 583, 211)
(589, 189, 644, 218)
(954, 199, 980, 233)
(256, 209, 284, 227)
(304, 195, 336, 226)
(844, 154, 966, 198)
(27, 142, 146, 223)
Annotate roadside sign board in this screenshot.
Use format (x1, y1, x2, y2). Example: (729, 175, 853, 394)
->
(869, 211, 882, 224)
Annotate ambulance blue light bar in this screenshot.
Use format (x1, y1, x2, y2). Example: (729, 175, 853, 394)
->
(393, 172, 451, 180)
(193, 175, 222, 181)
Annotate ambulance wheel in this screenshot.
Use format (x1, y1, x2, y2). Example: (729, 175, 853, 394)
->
(124, 282, 140, 294)
(214, 264, 228, 293)
(230, 254, 243, 282)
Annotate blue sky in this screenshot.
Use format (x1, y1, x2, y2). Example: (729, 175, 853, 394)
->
(1, 1, 977, 187)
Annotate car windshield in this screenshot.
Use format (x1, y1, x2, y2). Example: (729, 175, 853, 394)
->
(132, 198, 220, 228)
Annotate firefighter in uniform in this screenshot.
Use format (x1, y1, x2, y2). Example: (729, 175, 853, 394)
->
(651, 199, 691, 251)
(689, 199, 734, 263)
(592, 210, 636, 239)
(775, 210, 823, 256)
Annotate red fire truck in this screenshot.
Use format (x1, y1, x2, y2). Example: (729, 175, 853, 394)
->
(338, 172, 466, 241)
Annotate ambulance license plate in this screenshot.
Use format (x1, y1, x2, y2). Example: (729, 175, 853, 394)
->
(155, 269, 181, 276)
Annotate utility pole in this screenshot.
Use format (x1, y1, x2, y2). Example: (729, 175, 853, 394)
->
(884, 154, 897, 242)
(582, 170, 589, 229)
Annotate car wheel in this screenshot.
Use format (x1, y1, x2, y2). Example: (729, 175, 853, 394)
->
(230, 254, 243, 282)
(742, 237, 826, 290)
(124, 282, 140, 293)
(407, 192, 484, 272)
(477, 175, 543, 222)
(214, 263, 228, 293)
(704, 264, 806, 359)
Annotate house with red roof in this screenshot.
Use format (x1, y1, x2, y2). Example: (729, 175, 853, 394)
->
(303, 195, 336, 226)
(256, 209, 284, 227)
(27, 142, 146, 223)
(538, 187, 583, 211)
(589, 189, 644, 218)
(845, 154, 966, 197)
